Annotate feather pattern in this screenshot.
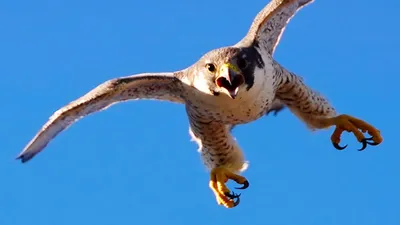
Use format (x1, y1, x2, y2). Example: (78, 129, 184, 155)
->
(18, 0, 326, 175)
(17, 73, 185, 162)
(273, 61, 337, 129)
(236, 0, 314, 55)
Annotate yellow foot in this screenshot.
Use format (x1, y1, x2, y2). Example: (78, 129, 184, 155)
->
(324, 114, 383, 151)
(209, 167, 249, 208)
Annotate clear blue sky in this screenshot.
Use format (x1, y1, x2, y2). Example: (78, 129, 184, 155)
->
(1, 0, 398, 224)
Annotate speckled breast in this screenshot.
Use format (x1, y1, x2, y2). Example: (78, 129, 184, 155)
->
(186, 93, 273, 125)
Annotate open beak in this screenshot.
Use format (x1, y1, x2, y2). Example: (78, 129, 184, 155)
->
(216, 63, 244, 99)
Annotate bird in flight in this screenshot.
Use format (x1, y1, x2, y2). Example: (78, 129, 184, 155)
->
(17, 0, 383, 208)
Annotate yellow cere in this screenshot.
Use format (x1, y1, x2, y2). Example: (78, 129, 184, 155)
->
(222, 63, 240, 73)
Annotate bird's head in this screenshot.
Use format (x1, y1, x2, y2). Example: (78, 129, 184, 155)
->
(191, 46, 263, 99)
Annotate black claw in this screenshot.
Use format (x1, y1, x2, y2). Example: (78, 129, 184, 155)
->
(358, 137, 379, 151)
(266, 105, 285, 117)
(225, 191, 241, 199)
(358, 141, 368, 151)
(367, 142, 380, 146)
(224, 191, 241, 207)
(266, 109, 280, 117)
(333, 142, 348, 150)
(365, 137, 380, 145)
(235, 180, 250, 190)
(233, 195, 240, 207)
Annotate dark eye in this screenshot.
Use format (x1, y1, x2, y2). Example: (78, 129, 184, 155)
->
(237, 58, 248, 70)
(205, 63, 216, 73)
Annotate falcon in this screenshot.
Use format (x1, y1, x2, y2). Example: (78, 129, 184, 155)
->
(17, 0, 383, 208)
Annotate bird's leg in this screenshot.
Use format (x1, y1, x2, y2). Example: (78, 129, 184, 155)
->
(317, 114, 383, 151)
(209, 167, 249, 208)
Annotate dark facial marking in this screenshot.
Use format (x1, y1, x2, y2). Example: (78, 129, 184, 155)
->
(237, 57, 248, 70)
(198, 46, 265, 94)
(238, 46, 264, 91)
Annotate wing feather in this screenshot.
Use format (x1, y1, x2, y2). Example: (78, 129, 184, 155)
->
(17, 72, 185, 163)
(235, 0, 314, 54)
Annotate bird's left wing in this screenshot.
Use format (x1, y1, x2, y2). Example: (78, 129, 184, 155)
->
(17, 72, 185, 163)
(235, 0, 314, 55)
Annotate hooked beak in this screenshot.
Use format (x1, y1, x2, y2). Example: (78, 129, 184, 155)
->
(216, 63, 245, 99)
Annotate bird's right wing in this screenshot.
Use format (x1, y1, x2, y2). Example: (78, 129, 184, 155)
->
(17, 72, 186, 163)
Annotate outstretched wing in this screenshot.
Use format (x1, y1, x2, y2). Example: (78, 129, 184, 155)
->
(17, 72, 185, 163)
(235, 0, 314, 55)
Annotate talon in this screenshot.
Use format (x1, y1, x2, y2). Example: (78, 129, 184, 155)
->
(333, 142, 347, 150)
(367, 141, 380, 146)
(233, 195, 240, 207)
(358, 141, 368, 151)
(364, 137, 380, 145)
(235, 180, 250, 189)
(358, 137, 380, 151)
(327, 114, 383, 151)
(266, 108, 285, 116)
(225, 191, 241, 199)
(209, 167, 249, 208)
